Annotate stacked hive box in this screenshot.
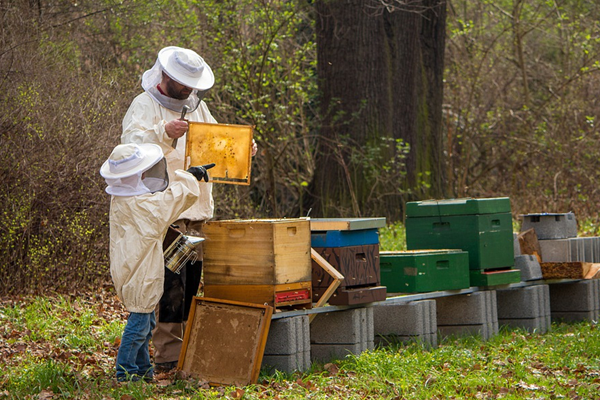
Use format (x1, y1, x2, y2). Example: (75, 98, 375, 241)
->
(310, 218, 387, 305)
(203, 218, 313, 310)
(380, 250, 470, 293)
(405, 197, 521, 286)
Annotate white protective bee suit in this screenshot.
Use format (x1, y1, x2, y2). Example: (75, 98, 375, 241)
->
(101, 143, 200, 313)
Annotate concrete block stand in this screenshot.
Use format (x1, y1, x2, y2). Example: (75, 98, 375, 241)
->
(435, 290, 498, 340)
(373, 300, 437, 348)
(262, 315, 311, 374)
(549, 279, 600, 322)
(497, 284, 551, 333)
(514, 255, 543, 281)
(521, 212, 577, 240)
(310, 307, 374, 363)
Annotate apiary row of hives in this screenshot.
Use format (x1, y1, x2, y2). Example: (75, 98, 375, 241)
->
(200, 197, 553, 309)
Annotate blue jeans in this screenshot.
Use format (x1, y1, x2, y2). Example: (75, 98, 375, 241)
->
(116, 312, 156, 381)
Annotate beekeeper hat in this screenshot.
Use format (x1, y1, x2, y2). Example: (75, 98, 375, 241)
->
(100, 143, 163, 179)
(158, 46, 214, 90)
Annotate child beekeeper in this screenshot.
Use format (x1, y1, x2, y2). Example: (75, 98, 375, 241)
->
(99, 142, 213, 382)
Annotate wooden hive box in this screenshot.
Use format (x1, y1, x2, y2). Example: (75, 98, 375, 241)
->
(203, 218, 312, 309)
(310, 218, 387, 305)
(380, 249, 470, 293)
(405, 197, 515, 272)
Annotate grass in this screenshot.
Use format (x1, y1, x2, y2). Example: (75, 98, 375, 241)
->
(2, 290, 600, 399)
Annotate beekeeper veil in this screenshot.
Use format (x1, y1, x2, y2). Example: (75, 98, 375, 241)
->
(141, 46, 215, 113)
(100, 143, 169, 196)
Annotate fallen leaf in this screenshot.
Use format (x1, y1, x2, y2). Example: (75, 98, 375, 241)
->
(38, 390, 54, 400)
(324, 363, 339, 375)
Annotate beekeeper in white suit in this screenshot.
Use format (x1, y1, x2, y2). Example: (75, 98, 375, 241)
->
(100, 142, 213, 382)
(121, 46, 256, 371)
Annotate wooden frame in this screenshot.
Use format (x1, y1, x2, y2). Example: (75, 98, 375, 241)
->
(178, 297, 272, 386)
(310, 248, 344, 322)
(185, 121, 253, 185)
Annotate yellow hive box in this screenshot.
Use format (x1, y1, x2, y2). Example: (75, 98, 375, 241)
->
(203, 219, 312, 286)
(185, 121, 253, 185)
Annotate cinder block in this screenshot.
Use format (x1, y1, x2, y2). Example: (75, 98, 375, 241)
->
(551, 310, 600, 323)
(311, 343, 366, 363)
(436, 291, 495, 325)
(310, 307, 373, 344)
(540, 284, 551, 332)
(373, 300, 437, 348)
(514, 255, 543, 281)
(497, 285, 551, 333)
(374, 332, 437, 348)
(262, 352, 310, 374)
(262, 316, 311, 374)
(521, 212, 577, 240)
(264, 316, 308, 355)
(569, 237, 585, 262)
(497, 285, 543, 319)
(539, 239, 571, 262)
(584, 237, 595, 263)
(436, 291, 498, 340)
(310, 308, 372, 343)
(373, 300, 435, 336)
(514, 233, 521, 256)
(549, 280, 600, 312)
(437, 323, 497, 340)
(310, 307, 374, 363)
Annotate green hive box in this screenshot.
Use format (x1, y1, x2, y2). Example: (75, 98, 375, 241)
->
(469, 269, 521, 287)
(405, 197, 514, 272)
(380, 250, 470, 293)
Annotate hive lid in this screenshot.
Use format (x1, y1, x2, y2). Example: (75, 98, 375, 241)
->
(309, 217, 386, 231)
(405, 197, 511, 217)
(185, 121, 253, 185)
(380, 249, 466, 256)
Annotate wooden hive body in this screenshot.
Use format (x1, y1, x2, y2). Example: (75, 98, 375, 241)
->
(310, 218, 387, 305)
(203, 219, 312, 309)
(380, 250, 470, 293)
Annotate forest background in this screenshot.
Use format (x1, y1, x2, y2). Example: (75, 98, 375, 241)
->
(1, 0, 599, 295)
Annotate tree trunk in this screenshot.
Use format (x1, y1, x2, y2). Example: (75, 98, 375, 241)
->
(307, 0, 447, 221)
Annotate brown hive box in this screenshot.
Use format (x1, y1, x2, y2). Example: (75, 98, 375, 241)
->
(203, 218, 312, 309)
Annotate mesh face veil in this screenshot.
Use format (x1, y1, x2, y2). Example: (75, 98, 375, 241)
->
(141, 158, 169, 193)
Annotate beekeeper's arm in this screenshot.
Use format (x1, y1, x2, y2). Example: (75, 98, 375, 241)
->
(121, 93, 181, 154)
